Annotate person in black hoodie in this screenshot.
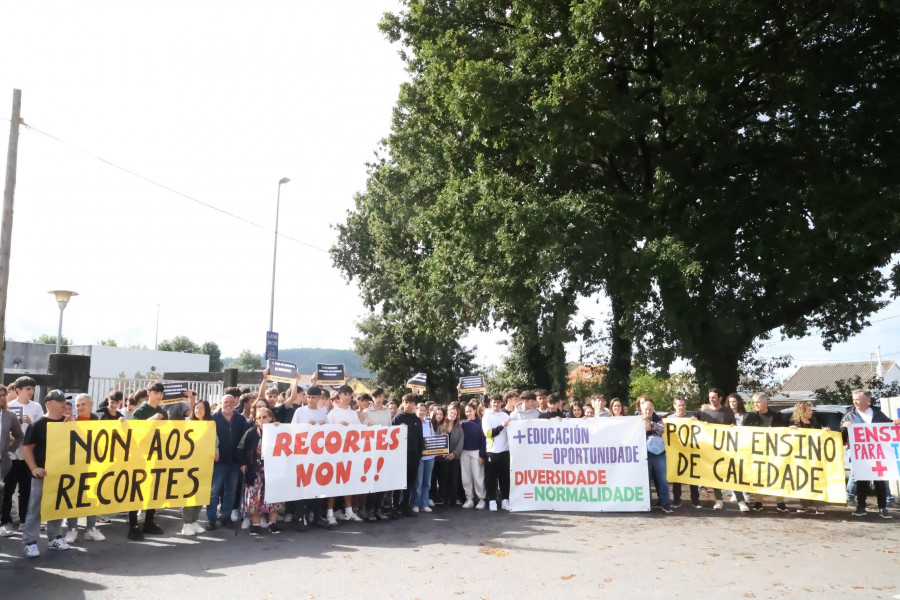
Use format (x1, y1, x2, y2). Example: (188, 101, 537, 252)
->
(392, 394, 424, 518)
(743, 392, 790, 512)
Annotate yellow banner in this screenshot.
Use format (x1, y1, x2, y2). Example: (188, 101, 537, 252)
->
(42, 421, 215, 520)
(663, 418, 846, 503)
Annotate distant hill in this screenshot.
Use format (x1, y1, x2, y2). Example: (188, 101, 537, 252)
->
(224, 348, 373, 378)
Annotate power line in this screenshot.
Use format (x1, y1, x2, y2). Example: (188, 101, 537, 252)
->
(19, 122, 329, 254)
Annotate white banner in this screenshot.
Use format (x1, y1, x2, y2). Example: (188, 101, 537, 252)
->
(262, 423, 408, 502)
(509, 417, 651, 512)
(848, 424, 900, 481)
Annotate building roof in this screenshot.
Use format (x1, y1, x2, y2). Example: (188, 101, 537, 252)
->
(567, 365, 607, 385)
(779, 361, 896, 394)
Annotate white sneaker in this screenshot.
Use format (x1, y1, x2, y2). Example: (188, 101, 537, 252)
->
(230, 509, 239, 522)
(428, 499, 435, 508)
(0, 523, 15, 537)
(84, 528, 105, 541)
(344, 511, 363, 522)
(713, 500, 724, 510)
(49, 537, 70, 551)
(190, 522, 206, 534)
(411, 507, 419, 513)
(489, 501, 498, 511)
(462, 500, 474, 509)
(501, 499, 510, 511)
(180, 524, 196, 536)
(64, 529, 78, 544)
(422, 506, 432, 513)
(475, 500, 485, 510)
(738, 502, 750, 513)
(242, 515, 251, 530)
(24, 543, 39, 558)
(334, 509, 345, 520)
(326, 515, 338, 526)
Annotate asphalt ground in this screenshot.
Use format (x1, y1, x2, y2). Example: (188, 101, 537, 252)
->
(0, 497, 898, 600)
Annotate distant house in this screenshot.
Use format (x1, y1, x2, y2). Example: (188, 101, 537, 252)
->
(778, 361, 899, 399)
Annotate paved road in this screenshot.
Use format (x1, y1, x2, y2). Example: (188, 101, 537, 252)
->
(1, 502, 898, 600)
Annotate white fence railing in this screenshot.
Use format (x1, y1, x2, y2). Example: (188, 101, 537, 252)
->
(88, 377, 224, 409)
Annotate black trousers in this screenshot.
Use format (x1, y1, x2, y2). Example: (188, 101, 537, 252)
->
(1, 460, 31, 525)
(672, 483, 699, 504)
(436, 458, 461, 504)
(393, 457, 419, 511)
(857, 480, 888, 510)
(484, 451, 510, 502)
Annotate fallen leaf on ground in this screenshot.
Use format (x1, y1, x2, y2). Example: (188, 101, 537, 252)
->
(561, 574, 575, 580)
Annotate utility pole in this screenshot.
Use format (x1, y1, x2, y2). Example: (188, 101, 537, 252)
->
(0, 89, 22, 383)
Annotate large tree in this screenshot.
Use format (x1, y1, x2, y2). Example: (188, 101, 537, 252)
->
(339, 0, 899, 395)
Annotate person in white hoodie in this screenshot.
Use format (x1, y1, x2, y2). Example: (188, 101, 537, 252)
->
(483, 395, 511, 511)
(510, 391, 541, 421)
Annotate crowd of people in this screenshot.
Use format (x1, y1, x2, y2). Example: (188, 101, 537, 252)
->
(1, 374, 897, 559)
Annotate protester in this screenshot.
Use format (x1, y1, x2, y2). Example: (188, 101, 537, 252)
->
(727, 393, 747, 426)
(127, 384, 167, 540)
(2, 377, 42, 538)
(207, 394, 250, 530)
(97, 390, 124, 420)
(460, 402, 486, 509)
(539, 393, 566, 419)
(483, 394, 511, 511)
(591, 394, 611, 417)
(435, 402, 464, 506)
(696, 389, 742, 511)
(181, 400, 215, 535)
(666, 397, 699, 509)
(363, 388, 393, 520)
(239, 407, 282, 534)
(841, 390, 899, 519)
(567, 402, 585, 419)
(584, 405, 596, 418)
(21, 390, 70, 557)
(789, 401, 827, 515)
(609, 398, 626, 417)
(429, 405, 447, 505)
(0, 385, 25, 550)
(392, 394, 424, 518)
(326, 385, 363, 523)
(64, 394, 105, 544)
(511, 390, 541, 421)
(412, 403, 436, 513)
(640, 398, 673, 514)
(743, 392, 789, 512)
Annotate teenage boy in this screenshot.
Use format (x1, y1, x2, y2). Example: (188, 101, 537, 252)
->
(2, 377, 43, 537)
(503, 390, 519, 414)
(539, 393, 566, 419)
(510, 390, 541, 420)
(483, 394, 511, 511)
(21, 390, 70, 557)
(363, 388, 393, 520)
(290, 385, 329, 529)
(392, 394, 424, 518)
(325, 385, 362, 523)
(127, 384, 167, 540)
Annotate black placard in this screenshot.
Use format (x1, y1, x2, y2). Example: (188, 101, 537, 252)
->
(317, 363, 345, 386)
(161, 381, 189, 405)
(423, 434, 450, 456)
(459, 375, 486, 394)
(267, 359, 297, 384)
(9, 405, 23, 422)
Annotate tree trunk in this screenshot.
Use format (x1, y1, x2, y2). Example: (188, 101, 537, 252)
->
(692, 349, 742, 407)
(601, 294, 633, 405)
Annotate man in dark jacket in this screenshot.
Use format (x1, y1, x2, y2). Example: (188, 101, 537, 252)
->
(841, 389, 900, 519)
(743, 392, 790, 512)
(392, 394, 424, 517)
(207, 394, 250, 529)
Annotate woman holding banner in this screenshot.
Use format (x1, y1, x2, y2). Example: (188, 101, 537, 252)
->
(790, 402, 827, 515)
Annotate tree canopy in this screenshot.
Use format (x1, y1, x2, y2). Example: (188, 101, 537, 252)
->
(335, 1, 900, 398)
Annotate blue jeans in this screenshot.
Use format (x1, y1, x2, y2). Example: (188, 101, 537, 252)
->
(413, 459, 435, 509)
(647, 452, 670, 508)
(206, 462, 240, 521)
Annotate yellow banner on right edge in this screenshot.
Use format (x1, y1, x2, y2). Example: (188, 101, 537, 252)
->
(663, 418, 846, 503)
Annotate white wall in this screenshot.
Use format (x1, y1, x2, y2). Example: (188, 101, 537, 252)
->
(87, 345, 209, 378)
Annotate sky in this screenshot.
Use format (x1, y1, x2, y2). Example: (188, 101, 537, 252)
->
(1, 1, 898, 383)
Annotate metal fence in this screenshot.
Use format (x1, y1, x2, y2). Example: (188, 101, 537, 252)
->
(87, 377, 224, 409)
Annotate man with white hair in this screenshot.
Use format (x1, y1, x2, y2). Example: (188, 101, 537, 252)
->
(841, 389, 900, 519)
(206, 394, 250, 530)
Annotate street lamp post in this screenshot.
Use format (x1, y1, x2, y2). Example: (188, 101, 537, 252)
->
(269, 177, 290, 332)
(48, 290, 78, 352)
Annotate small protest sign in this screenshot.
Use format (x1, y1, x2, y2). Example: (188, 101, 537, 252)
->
(317, 363, 345, 386)
(423, 434, 450, 456)
(9, 405, 23, 422)
(407, 372, 427, 394)
(459, 375, 486, 395)
(267, 359, 298, 384)
(848, 424, 900, 481)
(161, 382, 189, 405)
(42, 421, 216, 519)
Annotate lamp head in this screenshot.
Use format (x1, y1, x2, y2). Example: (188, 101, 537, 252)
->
(278, 177, 290, 185)
(48, 290, 78, 308)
